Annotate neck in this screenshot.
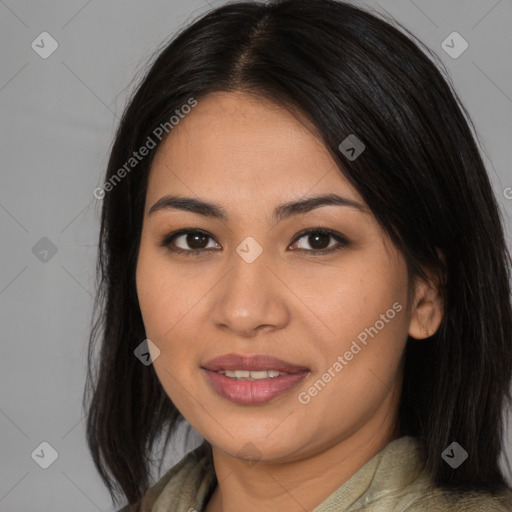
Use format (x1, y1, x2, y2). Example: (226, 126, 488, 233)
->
(204, 387, 401, 512)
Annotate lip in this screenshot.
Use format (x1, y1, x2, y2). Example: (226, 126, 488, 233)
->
(201, 353, 309, 373)
(201, 353, 310, 405)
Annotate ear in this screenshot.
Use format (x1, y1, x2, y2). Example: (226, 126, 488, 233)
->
(408, 271, 444, 340)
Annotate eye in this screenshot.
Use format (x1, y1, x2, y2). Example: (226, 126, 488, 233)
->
(159, 229, 220, 256)
(159, 228, 349, 257)
(289, 228, 349, 255)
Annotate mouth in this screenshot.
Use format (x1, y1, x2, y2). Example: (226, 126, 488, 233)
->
(216, 369, 292, 380)
(201, 353, 310, 405)
(202, 353, 309, 373)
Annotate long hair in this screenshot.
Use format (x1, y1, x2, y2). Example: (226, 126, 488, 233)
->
(83, 0, 512, 507)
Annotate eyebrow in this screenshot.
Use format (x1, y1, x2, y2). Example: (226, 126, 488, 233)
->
(148, 193, 368, 222)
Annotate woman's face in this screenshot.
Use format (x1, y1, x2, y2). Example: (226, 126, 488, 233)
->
(136, 91, 417, 461)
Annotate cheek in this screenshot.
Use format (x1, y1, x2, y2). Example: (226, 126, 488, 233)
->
(135, 244, 208, 359)
(136, 243, 176, 339)
(305, 304, 408, 429)
(301, 257, 409, 383)
(302, 256, 406, 336)
(136, 257, 207, 418)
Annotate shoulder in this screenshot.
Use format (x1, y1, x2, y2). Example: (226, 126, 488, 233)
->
(378, 437, 512, 512)
(365, 436, 512, 512)
(401, 487, 512, 512)
(115, 441, 213, 512)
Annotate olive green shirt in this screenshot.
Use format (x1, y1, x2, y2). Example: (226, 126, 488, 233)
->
(118, 436, 512, 511)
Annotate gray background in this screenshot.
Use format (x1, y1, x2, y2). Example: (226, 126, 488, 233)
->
(1, 0, 511, 510)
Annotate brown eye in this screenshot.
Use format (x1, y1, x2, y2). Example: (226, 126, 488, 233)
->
(180, 232, 210, 250)
(159, 229, 220, 256)
(299, 232, 332, 250)
(160, 227, 349, 258)
(291, 229, 349, 254)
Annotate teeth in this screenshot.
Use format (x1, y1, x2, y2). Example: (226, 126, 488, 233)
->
(218, 369, 288, 380)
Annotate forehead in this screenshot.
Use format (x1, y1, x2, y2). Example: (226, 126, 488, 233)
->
(146, 91, 365, 214)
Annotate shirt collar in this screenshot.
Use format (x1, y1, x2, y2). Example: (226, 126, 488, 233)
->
(149, 436, 425, 512)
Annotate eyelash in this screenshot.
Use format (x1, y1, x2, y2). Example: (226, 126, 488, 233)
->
(159, 228, 349, 257)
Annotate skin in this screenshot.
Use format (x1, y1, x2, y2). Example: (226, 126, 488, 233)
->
(135, 91, 444, 512)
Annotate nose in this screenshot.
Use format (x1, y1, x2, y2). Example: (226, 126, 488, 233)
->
(209, 243, 291, 338)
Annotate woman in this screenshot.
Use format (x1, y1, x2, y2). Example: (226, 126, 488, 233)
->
(84, 0, 512, 510)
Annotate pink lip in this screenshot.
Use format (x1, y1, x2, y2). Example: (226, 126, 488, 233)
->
(202, 369, 309, 405)
(201, 353, 310, 405)
(202, 353, 309, 373)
